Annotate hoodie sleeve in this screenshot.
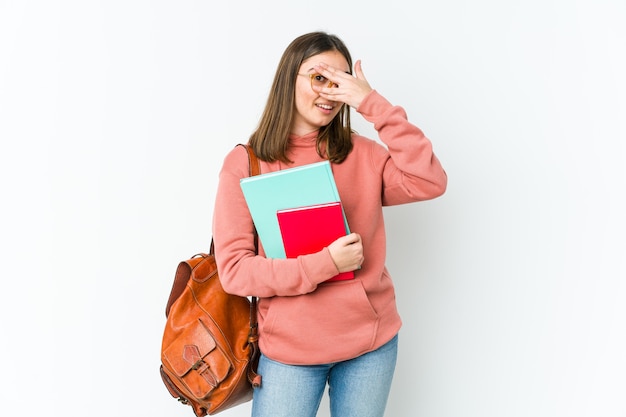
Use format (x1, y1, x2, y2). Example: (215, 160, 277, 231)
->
(357, 90, 447, 205)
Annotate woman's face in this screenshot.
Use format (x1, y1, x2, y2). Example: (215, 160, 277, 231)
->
(291, 50, 350, 136)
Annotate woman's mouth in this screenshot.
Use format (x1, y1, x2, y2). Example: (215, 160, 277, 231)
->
(316, 103, 334, 114)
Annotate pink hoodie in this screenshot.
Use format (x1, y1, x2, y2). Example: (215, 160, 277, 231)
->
(212, 90, 447, 365)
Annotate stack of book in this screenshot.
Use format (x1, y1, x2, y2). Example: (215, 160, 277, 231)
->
(240, 161, 354, 281)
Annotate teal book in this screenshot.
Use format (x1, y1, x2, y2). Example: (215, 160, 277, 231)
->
(240, 161, 349, 258)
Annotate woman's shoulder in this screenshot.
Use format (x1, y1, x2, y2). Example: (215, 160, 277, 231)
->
(351, 133, 389, 156)
(220, 143, 251, 177)
(343, 134, 390, 173)
(351, 133, 376, 145)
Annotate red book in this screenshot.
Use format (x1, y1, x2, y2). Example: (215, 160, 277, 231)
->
(277, 202, 354, 282)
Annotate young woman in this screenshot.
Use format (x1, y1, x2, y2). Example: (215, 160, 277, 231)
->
(212, 31, 447, 417)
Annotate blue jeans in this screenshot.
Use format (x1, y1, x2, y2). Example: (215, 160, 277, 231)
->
(251, 334, 398, 417)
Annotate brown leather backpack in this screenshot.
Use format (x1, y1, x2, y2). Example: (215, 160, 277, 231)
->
(160, 145, 261, 416)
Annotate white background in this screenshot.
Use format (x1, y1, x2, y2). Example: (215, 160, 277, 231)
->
(1, 1, 625, 416)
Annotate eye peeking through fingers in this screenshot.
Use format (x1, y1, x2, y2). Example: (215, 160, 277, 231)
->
(298, 71, 340, 90)
(310, 73, 338, 89)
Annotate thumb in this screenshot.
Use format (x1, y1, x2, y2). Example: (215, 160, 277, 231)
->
(354, 59, 366, 80)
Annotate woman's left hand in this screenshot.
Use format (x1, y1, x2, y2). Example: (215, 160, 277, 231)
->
(313, 60, 372, 109)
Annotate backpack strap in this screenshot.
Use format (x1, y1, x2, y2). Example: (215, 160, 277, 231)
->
(242, 143, 261, 177)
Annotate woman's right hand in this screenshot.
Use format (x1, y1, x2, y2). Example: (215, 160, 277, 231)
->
(328, 233, 364, 272)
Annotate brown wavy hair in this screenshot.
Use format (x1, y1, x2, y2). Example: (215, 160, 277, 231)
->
(248, 31, 354, 163)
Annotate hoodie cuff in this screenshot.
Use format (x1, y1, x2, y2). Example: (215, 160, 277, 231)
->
(300, 247, 341, 286)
